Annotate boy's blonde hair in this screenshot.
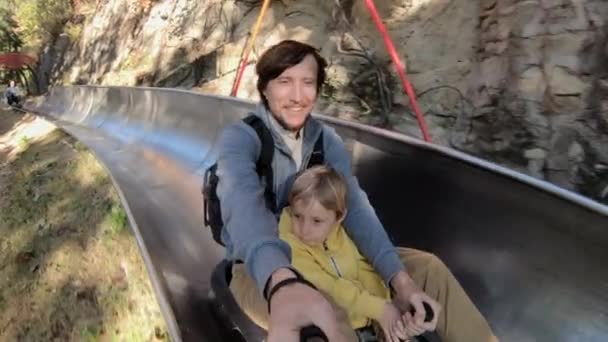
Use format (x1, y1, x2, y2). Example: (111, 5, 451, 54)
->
(288, 165, 347, 219)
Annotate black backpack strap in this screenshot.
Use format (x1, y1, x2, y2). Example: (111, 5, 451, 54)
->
(307, 132, 324, 168)
(243, 115, 276, 212)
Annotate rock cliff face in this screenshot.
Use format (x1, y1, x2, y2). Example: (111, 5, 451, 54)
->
(471, 0, 608, 200)
(41, 0, 607, 203)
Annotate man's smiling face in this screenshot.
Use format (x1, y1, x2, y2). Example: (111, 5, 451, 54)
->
(262, 54, 319, 132)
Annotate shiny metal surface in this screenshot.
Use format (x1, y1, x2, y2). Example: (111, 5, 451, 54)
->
(26, 86, 608, 342)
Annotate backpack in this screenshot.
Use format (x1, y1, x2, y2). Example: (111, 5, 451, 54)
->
(202, 114, 325, 246)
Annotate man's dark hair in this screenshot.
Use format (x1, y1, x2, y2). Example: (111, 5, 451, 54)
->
(256, 40, 328, 108)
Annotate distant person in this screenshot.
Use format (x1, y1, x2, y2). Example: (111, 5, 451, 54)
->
(5, 80, 21, 107)
(211, 39, 499, 342)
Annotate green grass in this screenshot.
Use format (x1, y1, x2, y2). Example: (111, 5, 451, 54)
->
(80, 325, 101, 342)
(18, 135, 30, 150)
(105, 204, 128, 236)
(0, 110, 169, 341)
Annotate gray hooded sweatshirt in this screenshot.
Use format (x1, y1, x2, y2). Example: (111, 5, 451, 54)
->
(215, 103, 404, 295)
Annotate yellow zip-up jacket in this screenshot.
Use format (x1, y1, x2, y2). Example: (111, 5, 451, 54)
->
(278, 208, 391, 329)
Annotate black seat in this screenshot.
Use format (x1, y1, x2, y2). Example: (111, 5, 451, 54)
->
(209, 259, 267, 341)
(209, 259, 441, 342)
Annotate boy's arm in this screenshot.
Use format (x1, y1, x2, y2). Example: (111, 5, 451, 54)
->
(291, 249, 388, 321)
(322, 127, 405, 284)
(216, 123, 295, 294)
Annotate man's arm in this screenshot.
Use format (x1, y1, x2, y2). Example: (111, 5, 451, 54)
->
(215, 122, 295, 294)
(321, 127, 442, 333)
(322, 126, 405, 284)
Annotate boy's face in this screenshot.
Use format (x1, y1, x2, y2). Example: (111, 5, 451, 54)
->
(263, 54, 318, 132)
(290, 198, 340, 247)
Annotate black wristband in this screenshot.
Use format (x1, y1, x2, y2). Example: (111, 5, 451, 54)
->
(263, 267, 300, 300)
(267, 274, 317, 313)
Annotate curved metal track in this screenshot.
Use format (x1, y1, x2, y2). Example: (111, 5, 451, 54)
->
(25, 86, 608, 342)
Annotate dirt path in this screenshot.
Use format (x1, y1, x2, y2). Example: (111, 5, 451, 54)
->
(0, 108, 168, 341)
(0, 109, 34, 162)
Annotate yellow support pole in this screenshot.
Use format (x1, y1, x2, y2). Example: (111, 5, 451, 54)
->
(231, 0, 272, 97)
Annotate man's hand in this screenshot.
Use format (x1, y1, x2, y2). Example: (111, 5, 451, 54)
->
(266, 268, 349, 342)
(390, 271, 441, 335)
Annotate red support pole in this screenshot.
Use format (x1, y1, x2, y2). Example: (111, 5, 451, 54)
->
(363, 0, 432, 142)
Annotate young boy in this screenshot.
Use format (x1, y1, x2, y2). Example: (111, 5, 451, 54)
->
(278, 165, 417, 342)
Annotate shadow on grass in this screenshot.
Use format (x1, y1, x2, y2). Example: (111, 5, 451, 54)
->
(0, 110, 36, 138)
(0, 128, 167, 341)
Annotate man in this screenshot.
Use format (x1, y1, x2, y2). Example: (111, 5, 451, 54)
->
(215, 40, 498, 342)
(5, 80, 20, 106)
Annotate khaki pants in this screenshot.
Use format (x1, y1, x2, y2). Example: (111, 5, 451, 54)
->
(230, 248, 499, 342)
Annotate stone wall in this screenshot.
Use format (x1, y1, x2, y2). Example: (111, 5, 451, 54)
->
(470, 0, 608, 200)
(44, 0, 608, 203)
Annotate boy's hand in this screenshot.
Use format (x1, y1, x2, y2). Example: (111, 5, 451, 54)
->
(390, 271, 441, 334)
(402, 311, 427, 337)
(379, 303, 408, 342)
